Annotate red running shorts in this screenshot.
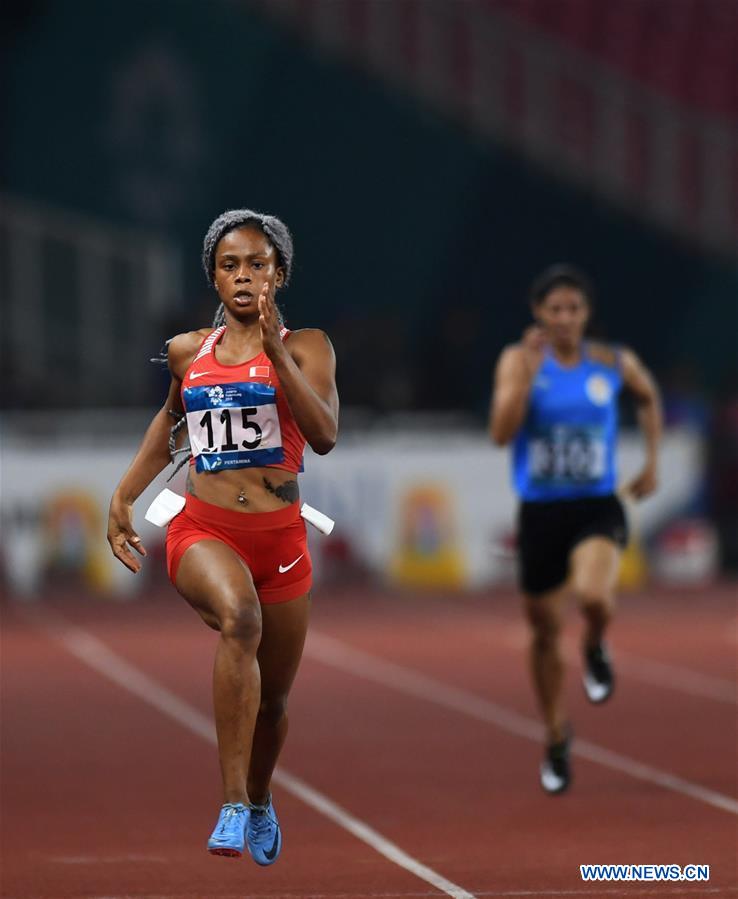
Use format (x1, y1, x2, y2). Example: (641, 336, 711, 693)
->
(166, 493, 312, 603)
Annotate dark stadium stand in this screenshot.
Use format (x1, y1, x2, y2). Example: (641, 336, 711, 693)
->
(485, 0, 737, 120)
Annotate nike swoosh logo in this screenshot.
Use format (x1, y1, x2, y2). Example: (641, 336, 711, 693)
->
(278, 554, 304, 574)
(189, 371, 214, 380)
(263, 828, 280, 861)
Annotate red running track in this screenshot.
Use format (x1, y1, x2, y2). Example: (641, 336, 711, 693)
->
(2, 582, 737, 898)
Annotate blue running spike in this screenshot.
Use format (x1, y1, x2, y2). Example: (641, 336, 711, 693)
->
(207, 803, 249, 857)
(246, 795, 282, 866)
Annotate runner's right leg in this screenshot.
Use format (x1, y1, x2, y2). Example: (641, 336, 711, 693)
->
(524, 585, 567, 744)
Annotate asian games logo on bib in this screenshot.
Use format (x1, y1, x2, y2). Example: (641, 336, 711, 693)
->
(585, 374, 612, 406)
(207, 385, 225, 406)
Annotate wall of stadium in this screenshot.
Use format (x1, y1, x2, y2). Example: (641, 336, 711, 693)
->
(1, 430, 702, 597)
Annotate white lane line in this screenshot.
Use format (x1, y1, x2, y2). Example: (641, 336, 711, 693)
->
(595, 651, 735, 705)
(559, 637, 736, 706)
(305, 631, 738, 817)
(487, 623, 736, 706)
(29, 611, 477, 899)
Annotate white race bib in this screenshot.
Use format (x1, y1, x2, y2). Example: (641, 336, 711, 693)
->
(528, 426, 606, 486)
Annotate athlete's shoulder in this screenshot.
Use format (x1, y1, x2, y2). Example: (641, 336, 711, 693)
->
(285, 327, 334, 356)
(500, 342, 526, 359)
(587, 341, 621, 369)
(616, 345, 651, 381)
(167, 329, 213, 380)
(285, 326, 332, 343)
(496, 343, 528, 372)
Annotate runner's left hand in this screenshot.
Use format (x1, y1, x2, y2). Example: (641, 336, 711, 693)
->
(625, 463, 658, 500)
(258, 282, 286, 362)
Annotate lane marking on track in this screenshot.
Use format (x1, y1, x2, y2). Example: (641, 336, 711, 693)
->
(484, 622, 736, 705)
(305, 631, 738, 817)
(562, 637, 736, 707)
(28, 610, 477, 899)
(588, 649, 736, 705)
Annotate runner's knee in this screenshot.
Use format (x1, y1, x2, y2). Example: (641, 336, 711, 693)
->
(257, 694, 288, 726)
(199, 609, 221, 631)
(575, 588, 612, 612)
(219, 600, 262, 647)
(531, 625, 560, 653)
(526, 607, 561, 650)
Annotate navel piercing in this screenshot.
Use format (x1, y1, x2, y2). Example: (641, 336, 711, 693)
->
(237, 490, 248, 505)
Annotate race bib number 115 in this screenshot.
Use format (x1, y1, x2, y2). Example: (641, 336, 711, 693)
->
(183, 382, 284, 472)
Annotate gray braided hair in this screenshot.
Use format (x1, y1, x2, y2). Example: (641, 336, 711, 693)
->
(203, 208, 293, 283)
(204, 209, 292, 330)
(166, 410, 190, 481)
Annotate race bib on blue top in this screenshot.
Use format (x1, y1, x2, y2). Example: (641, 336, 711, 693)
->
(528, 425, 606, 487)
(183, 382, 284, 472)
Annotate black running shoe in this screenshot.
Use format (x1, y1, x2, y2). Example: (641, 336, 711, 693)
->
(540, 729, 572, 794)
(583, 642, 615, 704)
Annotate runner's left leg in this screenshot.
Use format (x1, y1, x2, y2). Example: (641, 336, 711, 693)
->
(247, 593, 311, 804)
(570, 537, 621, 649)
(571, 537, 621, 703)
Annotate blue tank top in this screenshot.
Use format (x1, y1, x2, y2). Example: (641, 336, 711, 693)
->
(513, 344, 623, 502)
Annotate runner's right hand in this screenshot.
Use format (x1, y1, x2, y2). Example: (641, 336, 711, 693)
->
(520, 325, 547, 379)
(107, 498, 147, 573)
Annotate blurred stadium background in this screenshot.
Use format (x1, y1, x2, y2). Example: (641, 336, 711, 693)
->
(1, 0, 736, 599)
(2, 3, 737, 897)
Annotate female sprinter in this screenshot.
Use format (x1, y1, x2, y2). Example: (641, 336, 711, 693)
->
(489, 265, 661, 794)
(107, 209, 338, 862)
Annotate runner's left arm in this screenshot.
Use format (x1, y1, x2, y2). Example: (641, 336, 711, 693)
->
(277, 329, 338, 454)
(620, 347, 662, 499)
(258, 285, 338, 454)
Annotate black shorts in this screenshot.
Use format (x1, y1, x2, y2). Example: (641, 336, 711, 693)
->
(518, 494, 628, 596)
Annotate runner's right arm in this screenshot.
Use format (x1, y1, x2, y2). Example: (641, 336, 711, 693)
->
(107, 333, 201, 572)
(489, 328, 545, 445)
